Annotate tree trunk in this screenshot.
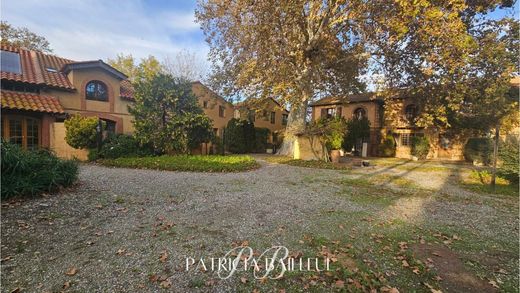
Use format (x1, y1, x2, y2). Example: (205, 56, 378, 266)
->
(491, 123, 500, 191)
(276, 98, 309, 157)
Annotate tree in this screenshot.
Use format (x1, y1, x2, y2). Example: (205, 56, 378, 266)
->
(343, 118, 370, 153)
(0, 21, 52, 52)
(107, 54, 163, 82)
(196, 1, 368, 156)
(196, 1, 514, 158)
(163, 49, 208, 82)
(455, 18, 519, 189)
(129, 73, 213, 154)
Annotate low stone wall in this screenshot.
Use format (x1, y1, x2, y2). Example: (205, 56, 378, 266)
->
(50, 122, 89, 161)
(294, 135, 327, 161)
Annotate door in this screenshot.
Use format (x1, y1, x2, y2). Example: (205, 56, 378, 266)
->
(2, 116, 41, 150)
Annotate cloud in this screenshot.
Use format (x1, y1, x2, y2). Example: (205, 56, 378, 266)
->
(2, 0, 209, 64)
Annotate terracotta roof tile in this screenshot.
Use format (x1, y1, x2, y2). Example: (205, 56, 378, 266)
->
(1, 90, 65, 114)
(120, 80, 135, 100)
(1, 45, 75, 90)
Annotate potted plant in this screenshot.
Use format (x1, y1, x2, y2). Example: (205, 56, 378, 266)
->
(323, 118, 347, 163)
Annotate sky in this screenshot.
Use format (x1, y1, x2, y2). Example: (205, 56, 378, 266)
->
(1, 0, 208, 63)
(2, 0, 518, 73)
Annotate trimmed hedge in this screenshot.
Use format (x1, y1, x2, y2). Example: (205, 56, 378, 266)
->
(464, 137, 493, 165)
(1, 141, 78, 198)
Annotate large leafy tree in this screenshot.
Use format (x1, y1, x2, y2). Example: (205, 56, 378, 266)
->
(196, 0, 515, 157)
(107, 54, 163, 82)
(129, 73, 214, 154)
(196, 1, 368, 155)
(0, 21, 52, 52)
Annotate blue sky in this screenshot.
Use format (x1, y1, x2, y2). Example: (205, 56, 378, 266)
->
(2, 0, 208, 63)
(2, 0, 518, 67)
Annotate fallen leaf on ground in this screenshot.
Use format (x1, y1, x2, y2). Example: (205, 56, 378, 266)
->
(402, 260, 409, 267)
(488, 280, 499, 288)
(160, 279, 171, 288)
(65, 267, 77, 276)
(63, 281, 71, 289)
(335, 280, 345, 288)
(159, 250, 168, 262)
(240, 277, 247, 284)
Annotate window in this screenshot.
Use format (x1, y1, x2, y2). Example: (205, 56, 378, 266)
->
(400, 132, 423, 147)
(400, 133, 411, 146)
(353, 108, 366, 120)
(86, 80, 108, 101)
(1, 80, 39, 93)
(321, 107, 336, 119)
(282, 114, 288, 126)
(203, 101, 208, 109)
(336, 106, 342, 117)
(270, 112, 276, 124)
(219, 105, 225, 117)
(0, 50, 21, 74)
(102, 119, 116, 135)
(405, 104, 417, 123)
(2, 116, 40, 150)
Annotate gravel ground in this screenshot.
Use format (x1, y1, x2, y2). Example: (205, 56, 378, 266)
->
(1, 156, 518, 292)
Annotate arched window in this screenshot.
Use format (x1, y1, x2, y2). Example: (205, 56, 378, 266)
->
(353, 107, 366, 120)
(86, 80, 108, 101)
(405, 104, 417, 122)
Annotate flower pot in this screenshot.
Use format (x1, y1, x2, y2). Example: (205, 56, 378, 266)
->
(330, 150, 341, 163)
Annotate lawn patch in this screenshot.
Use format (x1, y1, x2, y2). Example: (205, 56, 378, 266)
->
(99, 155, 260, 172)
(460, 170, 518, 196)
(264, 156, 351, 170)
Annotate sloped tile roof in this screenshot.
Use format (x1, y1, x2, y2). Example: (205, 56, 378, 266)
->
(310, 93, 381, 106)
(1, 45, 135, 99)
(1, 90, 65, 114)
(120, 80, 135, 100)
(1, 45, 75, 90)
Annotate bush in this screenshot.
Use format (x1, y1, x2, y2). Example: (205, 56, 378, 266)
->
(378, 135, 396, 157)
(498, 137, 519, 183)
(254, 127, 270, 153)
(1, 141, 78, 198)
(91, 134, 154, 160)
(411, 136, 430, 159)
(315, 118, 347, 150)
(64, 114, 101, 149)
(224, 119, 260, 153)
(464, 137, 493, 165)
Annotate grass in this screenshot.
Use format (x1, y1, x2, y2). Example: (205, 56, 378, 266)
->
(99, 155, 260, 172)
(461, 170, 518, 196)
(264, 156, 351, 170)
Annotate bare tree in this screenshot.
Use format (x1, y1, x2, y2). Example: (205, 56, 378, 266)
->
(162, 49, 208, 82)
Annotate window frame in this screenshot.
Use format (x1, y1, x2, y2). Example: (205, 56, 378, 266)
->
(282, 113, 288, 126)
(270, 111, 276, 124)
(353, 107, 367, 120)
(2, 115, 41, 150)
(85, 80, 109, 102)
(218, 105, 225, 117)
(405, 104, 417, 123)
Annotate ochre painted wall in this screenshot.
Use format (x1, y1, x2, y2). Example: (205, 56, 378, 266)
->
(50, 122, 89, 160)
(192, 82, 234, 137)
(43, 67, 134, 135)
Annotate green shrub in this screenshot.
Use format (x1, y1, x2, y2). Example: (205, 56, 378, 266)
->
(1, 141, 78, 198)
(224, 118, 259, 153)
(498, 136, 519, 183)
(94, 134, 154, 160)
(464, 137, 493, 165)
(254, 127, 270, 153)
(378, 135, 396, 157)
(411, 136, 430, 159)
(64, 114, 101, 149)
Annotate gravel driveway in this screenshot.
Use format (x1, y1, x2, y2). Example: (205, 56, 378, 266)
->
(2, 157, 518, 292)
